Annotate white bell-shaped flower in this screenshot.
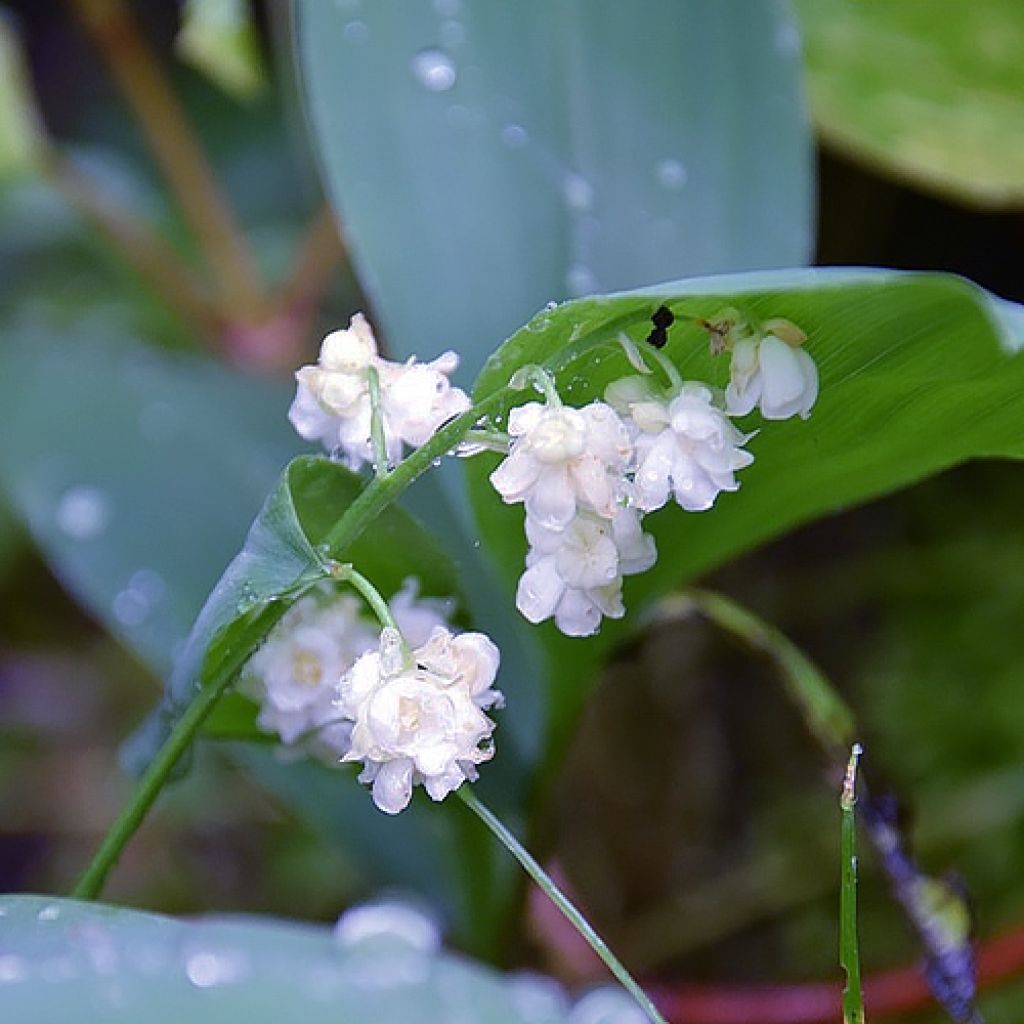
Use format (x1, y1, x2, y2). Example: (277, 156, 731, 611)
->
(489, 400, 632, 530)
(288, 313, 471, 470)
(725, 334, 819, 420)
(516, 508, 656, 637)
(242, 579, 455, 758)
(609, 379, 754, 513)
(338, 625, 502, 815)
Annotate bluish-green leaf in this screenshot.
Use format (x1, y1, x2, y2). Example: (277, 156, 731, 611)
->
(0, 895, 573, 1023)
(297, 0, 812, 383)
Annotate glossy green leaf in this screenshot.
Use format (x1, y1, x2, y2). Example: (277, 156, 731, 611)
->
(794, 0, 1024, 208)
(0, 895, 573, 1023)
(0, 13, 45, 177)
(297, 0, 812, 383)
(463, 268, 1024, 744)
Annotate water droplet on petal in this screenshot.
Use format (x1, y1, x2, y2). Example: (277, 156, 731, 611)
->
(655, 158, 687, 190)
(56, 486, 112, 540)
(412, 48, 457, 92)
(501, 124, 529, 149)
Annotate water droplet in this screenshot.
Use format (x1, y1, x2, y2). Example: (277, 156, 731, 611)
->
(56, 485, 112, 540)
(343, 19, 369, 44)
(37, 904, 61, 922)
(566, 264, 598, 297)
(570, 987, 647, 1024)
(544, 301, 558, 311)
(411, 48, 457, 92)
(433, 0, 462, 16)
(439, 19, 465, 48)
(334, 901, 442, 954)
(185, 950, 248, 989)
(563, 172, 594, 212)
(655, 158, 687, 190)
(501, 124, 529, 149)
(0, 955, 27, 984)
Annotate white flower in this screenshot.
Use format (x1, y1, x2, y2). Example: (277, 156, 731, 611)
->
(489, 401, 632, 530)
(725, 334, 818, 420)
(516, 508, 656, 637)
(338, 626, 502, 815)
(608, 379, 754, 513)
(243, 594, 375, 747)
(288, 313, 471, 470)
(242, 578, 455, 758)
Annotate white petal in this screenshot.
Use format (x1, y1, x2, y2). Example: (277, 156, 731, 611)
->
(489, 448, 542, 503)
(524, 468, 578, 530)
(371, 759, 415, 815)
(759, 335, 810, 419)
(552, 589, 602, 637)
(516, 558, 565, 624)
(794, 347, 819, 419)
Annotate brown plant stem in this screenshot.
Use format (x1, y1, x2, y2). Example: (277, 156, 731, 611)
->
(278, 204, 348, 327)
(66, 0, 268, 323)
(44, 150, 220, 337)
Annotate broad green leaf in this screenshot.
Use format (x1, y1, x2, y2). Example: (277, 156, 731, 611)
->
(297, 0, 812, 383)
(0, 895, 573, 1023)
(0, 322, 297, 678)
(794, 0, 1024, 208)
(176, 0, 266, 103)
(463, 268, 1024, 746)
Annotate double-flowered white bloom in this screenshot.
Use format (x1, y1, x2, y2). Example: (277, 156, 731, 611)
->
(607, 377, 754, 513)
(242, 579, 452, 757)
(489, 395, 656, 636)
(288, 313, 471, 470)
(338, 626, 503, 815)
(517, 507, 656, 636)
(489, 400, 632, 529)
(725, 332, 819, 421)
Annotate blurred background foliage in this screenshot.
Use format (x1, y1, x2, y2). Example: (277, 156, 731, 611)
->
(1, 1, 1024, 1021)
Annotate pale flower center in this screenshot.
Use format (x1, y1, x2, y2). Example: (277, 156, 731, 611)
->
(530, 411, 586, 463)
(291, 649, 323, 688)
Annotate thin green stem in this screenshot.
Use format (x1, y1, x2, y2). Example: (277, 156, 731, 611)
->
(332, 563, 413, 665)
(511, 364, 562, 406)
(840, 743, 866, 1024)
(72, 671, 237, 899)
(367, 365, 389, 479)
(458, 788, 667, 1024)
(680, 588, 856, 759)
(462, 428, 511, 453)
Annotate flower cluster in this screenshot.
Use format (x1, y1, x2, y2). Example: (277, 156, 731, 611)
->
(241, 579, 452, 759)
(289, 313, 470, 471)
(243, 579, 503, 814)
(489, 312, 818, 636)
(338, 626, 503, 814)
(490, 399, 656, 636)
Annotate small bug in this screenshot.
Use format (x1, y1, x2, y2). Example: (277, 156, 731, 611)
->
(645, 304, 674, 349)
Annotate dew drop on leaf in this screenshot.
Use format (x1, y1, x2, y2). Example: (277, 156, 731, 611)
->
(411, 48, 457, 92)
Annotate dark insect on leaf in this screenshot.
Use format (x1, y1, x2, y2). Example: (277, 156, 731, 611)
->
(645, 304, 675, 349)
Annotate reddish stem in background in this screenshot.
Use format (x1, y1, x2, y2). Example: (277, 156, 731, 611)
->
(648, 924, 1024, 1024)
